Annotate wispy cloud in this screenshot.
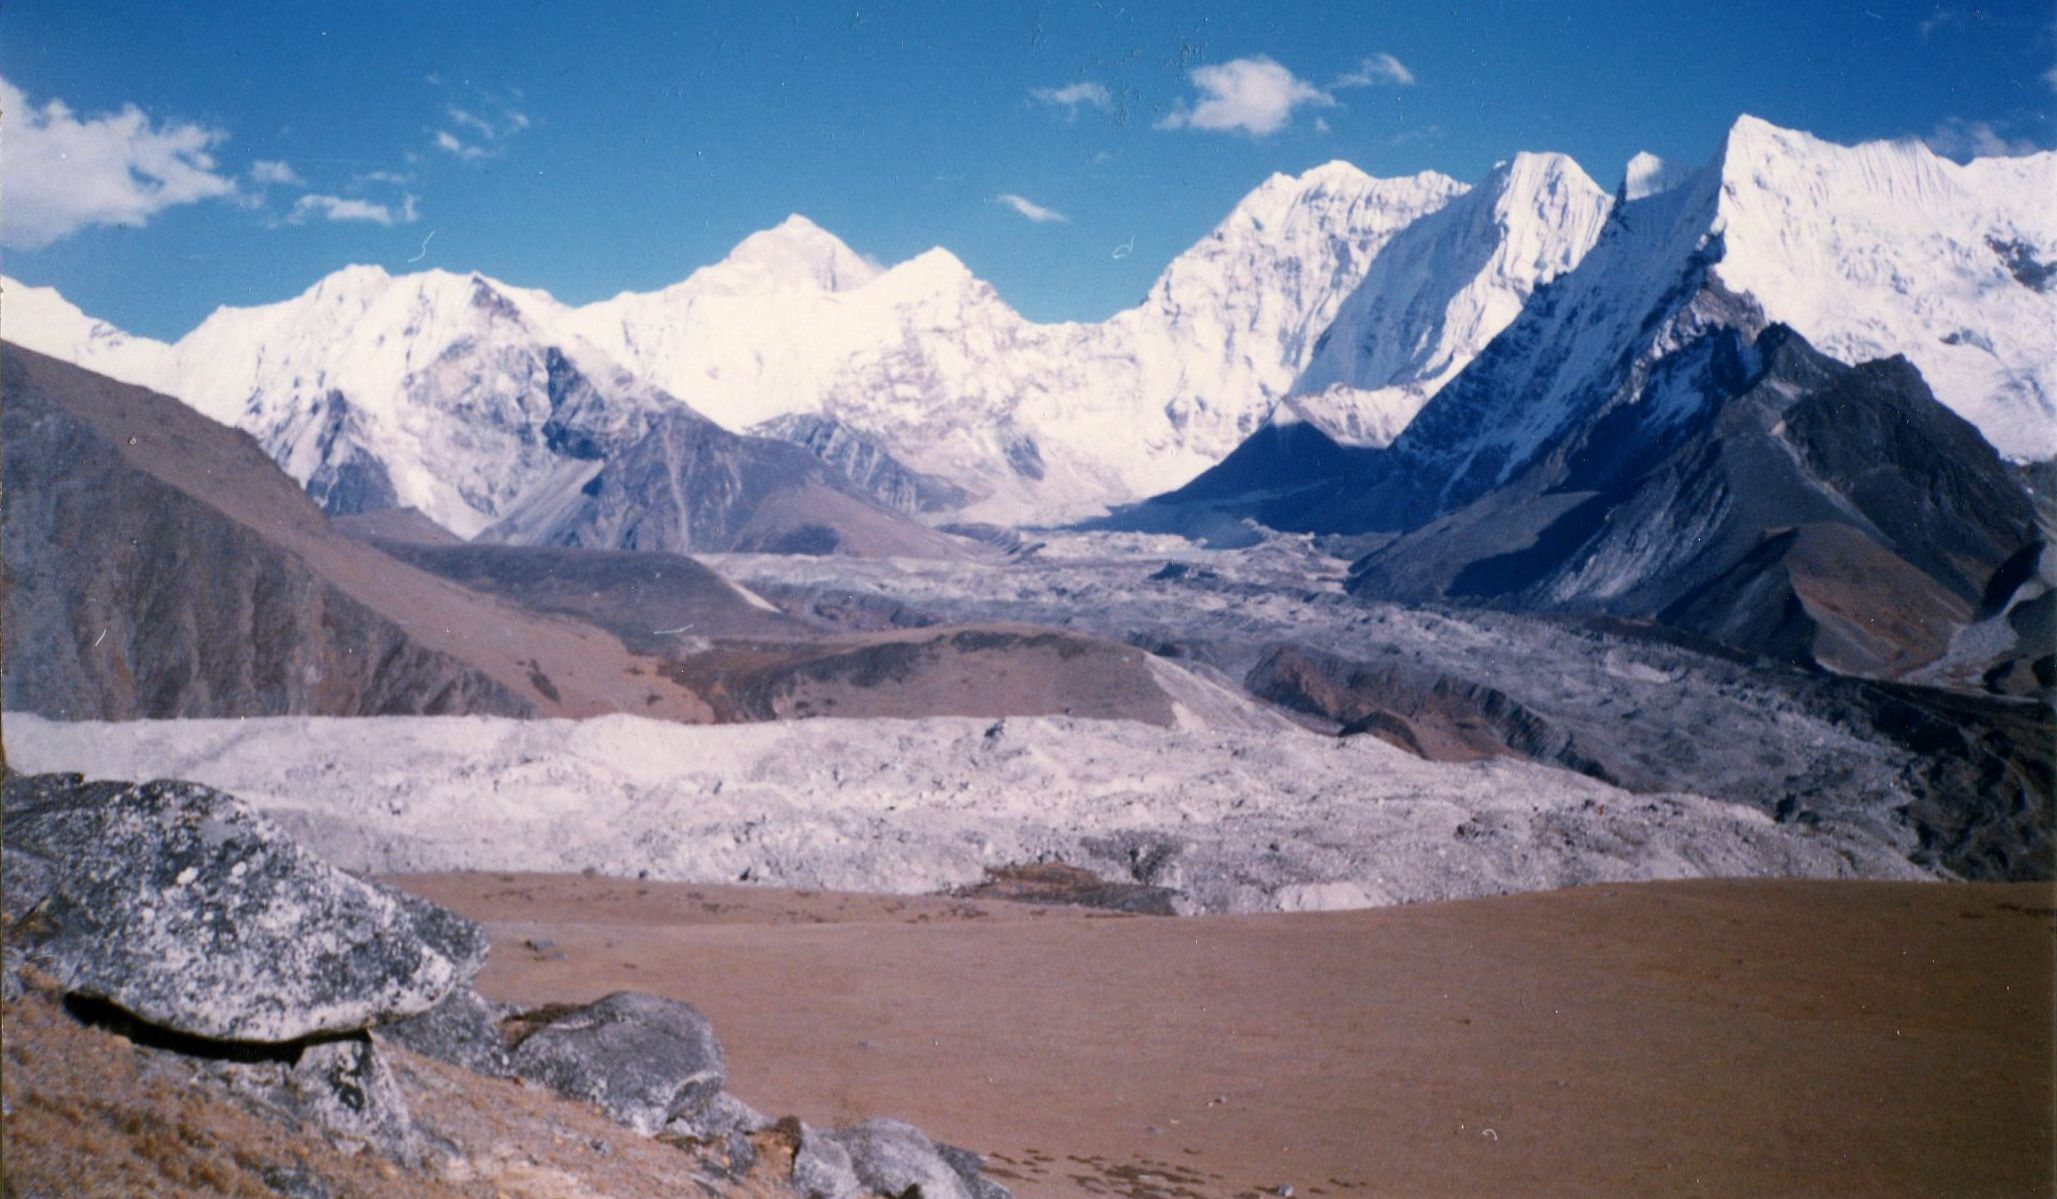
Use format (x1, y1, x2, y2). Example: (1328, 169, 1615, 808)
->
(425, 78, 530, 161)
(1156, 56, 1334, 138)
(447, 105, 497, 138)
(433, 129, 492, 160)
(1031, 81, 1113, 119)
(249, 159, 304, 187)
(0, 75, 238, 248)
(1924, 116, 2042, 160)
(2046, 64, 2057, 95)
(289, 192, 420, 226)
(1334, 52, 1416, 88)
(995, 193, 1069, 223)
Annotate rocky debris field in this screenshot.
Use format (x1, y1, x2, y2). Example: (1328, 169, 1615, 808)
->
(1, 771, 1013, 1199)
(7, 712, 1923, 916)
(706, 530, 2054, 881)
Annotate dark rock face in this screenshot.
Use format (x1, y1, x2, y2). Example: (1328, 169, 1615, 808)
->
(755, 412, 973, 513)
(1339, 327, 2039, 681)
(0, 346, 532, 721)
(507, 991, 726, 1136)
(375, 984, 513, 1078)
(484, 406, 963, 558)
(2, 773, 486, 1043)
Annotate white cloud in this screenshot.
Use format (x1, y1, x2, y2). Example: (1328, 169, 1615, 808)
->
(446, 105, 496, 138)
(995, 193, 1068, 223)
(2045, 64, 2057, 94)
(250, 159, 304, 186)
(1156, 56, 1334, 137)
(1924, 117, 2041, 161)
(1031, 81, 1113, 118)
(433, 129, 491, 160)
(359, 169, 415, 186)
(0, 76, 238, 248)
(1335, 52, 1416, 88)
(289, 192, 419, 226)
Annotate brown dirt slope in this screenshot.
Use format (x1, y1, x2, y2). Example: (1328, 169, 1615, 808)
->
(2, 344, 711, 722)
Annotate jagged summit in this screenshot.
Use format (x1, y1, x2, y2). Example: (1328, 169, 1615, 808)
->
(1281, 150, 1611, 448)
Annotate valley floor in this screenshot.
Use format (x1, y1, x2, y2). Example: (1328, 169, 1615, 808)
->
(398, 873, 2054, 1199)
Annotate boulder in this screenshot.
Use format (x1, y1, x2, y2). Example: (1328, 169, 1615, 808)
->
(835, 1118, 981, 1199)
(791, 1124, 864, 1199)
(791, 1118, 1013, 1199)
(508, 991, 725, 1135)
(283, 1035, 422, 1162)
(1, 774, 487, 1043)
(938, 1141, 1016, 1199)
(662, 1090, 770, 1180)
(376, 984, 513, 1077)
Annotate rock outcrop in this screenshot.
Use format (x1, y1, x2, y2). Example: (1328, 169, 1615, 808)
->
(506, 990, 728, 1136)
(2, 768, 1020, 1193)
(3, 773, 484, 1043)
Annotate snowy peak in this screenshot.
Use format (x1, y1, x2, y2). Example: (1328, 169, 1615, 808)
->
(682, 213, 881, 297)
(1, 276, 176, 392)
(1380, 113, 2056, 527)
(1704, 115, 2057, 459)
(1284, 150, 1610, 446)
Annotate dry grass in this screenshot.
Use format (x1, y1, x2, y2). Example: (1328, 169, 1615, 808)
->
(1, 969, 798, 1199)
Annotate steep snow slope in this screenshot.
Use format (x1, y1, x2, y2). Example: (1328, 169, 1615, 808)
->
(1286, 152, 1613, 446)
(1, 277, 177, 391)
(1711, 117, 2056, 460)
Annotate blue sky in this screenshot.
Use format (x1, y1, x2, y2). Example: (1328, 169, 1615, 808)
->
(4, 0, 2052, 339)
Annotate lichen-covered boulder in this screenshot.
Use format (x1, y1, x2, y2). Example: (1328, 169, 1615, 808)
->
(508, 991, 725, 1135)
(376, 984, 514, 1077)
(2, 773, 486, 1043)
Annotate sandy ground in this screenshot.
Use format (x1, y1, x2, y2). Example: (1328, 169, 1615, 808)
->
(394, 873, 2055, 1199)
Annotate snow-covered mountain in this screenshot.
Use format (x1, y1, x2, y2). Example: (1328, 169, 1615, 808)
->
(561, 164, 1467, 519)
(1390, 115, 2057, 517)
(4, 267, 956, 556)
(1283, 151, 1613, 447)
(166, 266, 665, 537)
(1, 278, 177, 392)
(8, 116, 2048, 541)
